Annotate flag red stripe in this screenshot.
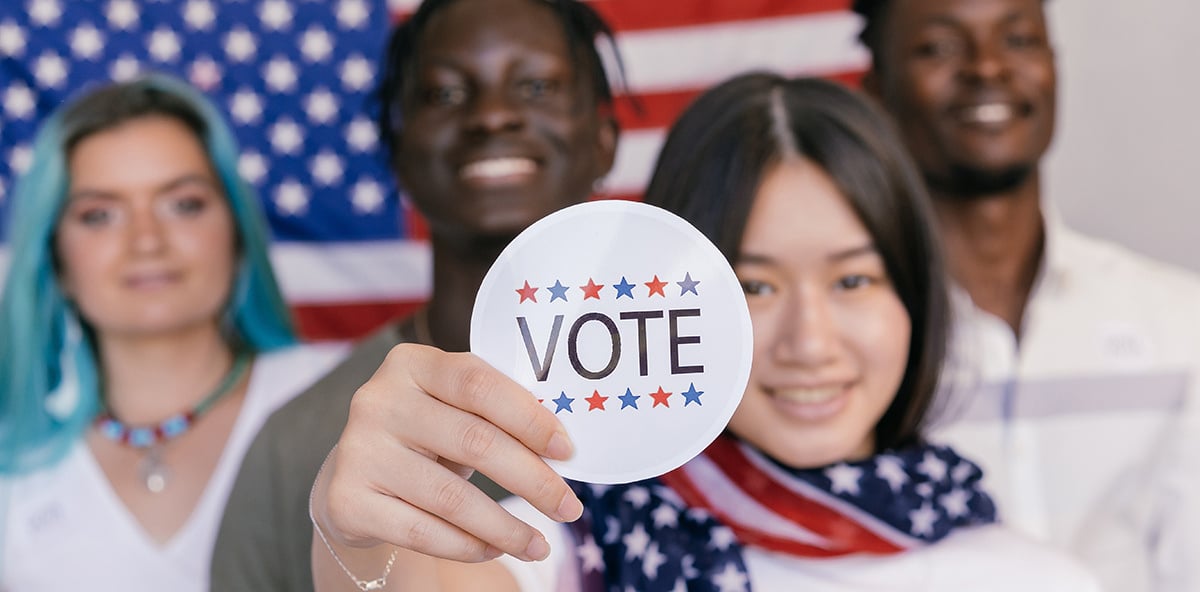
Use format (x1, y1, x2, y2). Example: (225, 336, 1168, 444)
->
(660, 463, 852, 557)
(665, 438, 906, 554)
(591, 0, 850, 32)
(393, 0, 851, 32)
(614, 69, 864, 131)
(293, 300, 423, 341)
(705, 438, 905, 553)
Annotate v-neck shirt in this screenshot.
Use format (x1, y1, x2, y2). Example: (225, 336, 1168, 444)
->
(1, 344, 347, 591)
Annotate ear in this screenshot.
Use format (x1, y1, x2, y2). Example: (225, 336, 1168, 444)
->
(593, 114, 618, 180)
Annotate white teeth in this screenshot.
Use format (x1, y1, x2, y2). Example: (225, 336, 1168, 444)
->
(775, 387, 842, 404)
(964, 103, 1013, 124)
(460, 157, 536, 180)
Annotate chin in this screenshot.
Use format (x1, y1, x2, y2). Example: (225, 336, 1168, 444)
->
(926, 162, 1035, 199)
(747, 434, 867, 470)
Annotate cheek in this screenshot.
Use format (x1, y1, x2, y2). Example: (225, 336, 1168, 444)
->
(893, 64, 945, 107)
(746, 300, 786, 358)
(55, 231, 113, 297)
(846, 297, 912, 391)
(177, 214, 240, 282)
(208, 222, 240, 279)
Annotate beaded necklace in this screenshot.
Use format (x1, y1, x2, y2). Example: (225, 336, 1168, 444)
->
(94, 351, 251, 493)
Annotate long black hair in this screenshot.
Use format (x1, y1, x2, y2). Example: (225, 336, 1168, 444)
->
(643, 73, 948, 451)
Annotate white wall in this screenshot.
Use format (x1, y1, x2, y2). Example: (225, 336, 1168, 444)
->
(1045, 1, 1200, 273)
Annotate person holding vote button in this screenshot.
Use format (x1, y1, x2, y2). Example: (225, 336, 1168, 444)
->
(308, 73, 1101, 591)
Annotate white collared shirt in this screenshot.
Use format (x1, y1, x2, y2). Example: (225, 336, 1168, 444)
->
(931, 213, 1200, 592)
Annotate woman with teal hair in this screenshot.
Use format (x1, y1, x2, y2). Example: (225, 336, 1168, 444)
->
(0, 74, 346, 591)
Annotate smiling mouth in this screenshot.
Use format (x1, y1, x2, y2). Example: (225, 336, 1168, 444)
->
(954, 102, 1031, 127)
(125, 272, 181, 289)
(768, 384, 851, 421)
(459, 157, 538, 184)
(775, 386, 844, 404)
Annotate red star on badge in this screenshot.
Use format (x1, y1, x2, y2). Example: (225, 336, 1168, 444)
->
(645, 275, 667, 297)
(580, 278, 605, 300)
(585, 390, 609, 411)
(516, 280, 538, 303)
(650, 386, 672, 408)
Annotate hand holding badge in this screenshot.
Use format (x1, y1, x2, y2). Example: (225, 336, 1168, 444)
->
(472, 200, 753, 484)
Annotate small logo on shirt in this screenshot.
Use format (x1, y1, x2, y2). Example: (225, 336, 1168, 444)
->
(1097, 322, 1155, 370)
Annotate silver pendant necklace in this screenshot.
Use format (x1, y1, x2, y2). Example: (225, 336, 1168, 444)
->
(96, 352, 251, 493)
(137, 445, 170, 493)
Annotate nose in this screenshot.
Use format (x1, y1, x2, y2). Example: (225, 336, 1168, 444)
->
(128, 204, 167, 255)
(961, 40, 1011, 85)
(773, 284, 840, 367)
(465, 86, 524, 135)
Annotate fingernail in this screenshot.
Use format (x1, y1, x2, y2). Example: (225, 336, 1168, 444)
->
(546, 430, 574, 460)
(556, 491, 583, 522)
(483, 545, 504, 560)
(524, 535, 550, 561)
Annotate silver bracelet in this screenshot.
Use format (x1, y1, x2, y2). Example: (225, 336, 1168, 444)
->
(309, 444, 399, 591)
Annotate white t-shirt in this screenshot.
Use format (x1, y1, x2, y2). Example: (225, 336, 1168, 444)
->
(498, 497, 1101, 592)
(0, 343, 347, 592)
(932, 214, 1200, 592)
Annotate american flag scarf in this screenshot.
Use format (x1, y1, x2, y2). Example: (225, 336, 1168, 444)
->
(567, 435, 997, 591)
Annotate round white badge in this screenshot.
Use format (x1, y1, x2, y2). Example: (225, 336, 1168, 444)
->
(471, 200, 753, 484)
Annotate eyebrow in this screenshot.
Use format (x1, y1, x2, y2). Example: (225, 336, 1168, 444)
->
(921, 9, 1033, 30)
(738, 243, 880, 265)
(68, 174, 220, 201)
(828, 244, 880, 262)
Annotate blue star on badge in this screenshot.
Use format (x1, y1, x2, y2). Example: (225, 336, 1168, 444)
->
(552, 391, 575, 414)
(613, 276, 636, 299)
(547, 279, 570, 302)
(618, 387, 640, 409)
(681, 383, 704, 406)
(677, 272, 700, 296)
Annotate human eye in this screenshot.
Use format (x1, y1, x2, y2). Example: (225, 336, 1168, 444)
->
(912, 32, 963, 60)
(834, 274, 875, 291)
(158, 182, 221, 218)
(424, 84, 468, 107)
(517, 77, 560, 101)
(169, 195, 210, 217)
(65, 199, 120, 228)
(833, 257, 895, 293)
(77, 207, 115, 227)
(1005, 28, 1044, 50)
(740, 279, 777, 297)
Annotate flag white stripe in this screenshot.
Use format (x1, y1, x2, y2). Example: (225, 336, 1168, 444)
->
(270, 240, 431, 302)
(608, 129, 663, 196)
(616, 13, 868, 95)
(682, 453, 833, 546)
(738, 441, 924, 548)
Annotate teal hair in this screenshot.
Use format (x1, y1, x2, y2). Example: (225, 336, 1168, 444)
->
(0, 74, 297, 475)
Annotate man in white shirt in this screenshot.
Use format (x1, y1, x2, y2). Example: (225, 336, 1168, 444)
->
(854, 0, 1200, 590)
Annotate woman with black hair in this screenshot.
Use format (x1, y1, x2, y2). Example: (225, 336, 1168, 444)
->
(308, 74, 1101, 591)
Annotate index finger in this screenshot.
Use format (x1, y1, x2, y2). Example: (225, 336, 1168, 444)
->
(388, 344, 575, 463)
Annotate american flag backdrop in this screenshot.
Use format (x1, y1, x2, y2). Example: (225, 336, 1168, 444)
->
(0, 0, 866, 342)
